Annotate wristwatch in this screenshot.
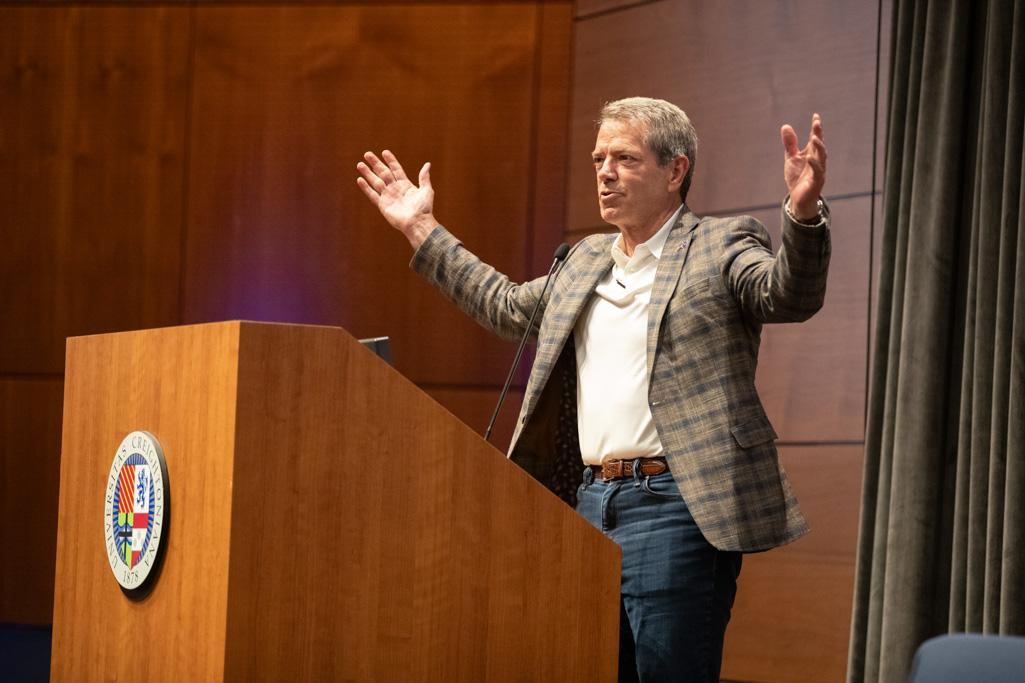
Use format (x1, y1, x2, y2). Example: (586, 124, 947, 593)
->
(785, 197, 826, 227)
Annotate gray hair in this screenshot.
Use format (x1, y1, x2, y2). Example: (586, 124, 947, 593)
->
(598, 97, 698, 203)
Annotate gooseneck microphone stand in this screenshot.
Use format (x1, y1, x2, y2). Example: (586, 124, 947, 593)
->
(483, 242, 570, 442)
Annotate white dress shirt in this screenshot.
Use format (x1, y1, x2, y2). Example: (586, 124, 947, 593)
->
(573, 205, 685, 465)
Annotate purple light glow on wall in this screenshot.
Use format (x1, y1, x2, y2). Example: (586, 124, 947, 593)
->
(187, 180, 352, 328)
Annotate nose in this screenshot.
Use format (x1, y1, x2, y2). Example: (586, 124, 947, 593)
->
(597, 158, 616, 182)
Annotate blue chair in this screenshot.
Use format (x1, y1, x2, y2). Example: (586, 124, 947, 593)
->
(908, 633, 1025, 683)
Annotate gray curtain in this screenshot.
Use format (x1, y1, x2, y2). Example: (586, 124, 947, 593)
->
(848, 0, 1025, 681)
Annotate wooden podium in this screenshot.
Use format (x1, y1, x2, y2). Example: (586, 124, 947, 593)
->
(51, 322, 620, 681)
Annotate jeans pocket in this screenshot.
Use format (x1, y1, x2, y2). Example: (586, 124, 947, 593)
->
(640, 471, 682, 499)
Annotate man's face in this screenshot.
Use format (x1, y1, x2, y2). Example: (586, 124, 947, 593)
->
(592, 119, 682, 231)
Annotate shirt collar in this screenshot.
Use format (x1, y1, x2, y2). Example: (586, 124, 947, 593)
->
(611, 203, 685, 269)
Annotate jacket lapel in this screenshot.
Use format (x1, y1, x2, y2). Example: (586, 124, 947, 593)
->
(647, 209, 702, 377)
(519, 235, 614, 422)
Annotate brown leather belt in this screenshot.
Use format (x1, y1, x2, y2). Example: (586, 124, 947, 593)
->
(589, 456, 669, 481)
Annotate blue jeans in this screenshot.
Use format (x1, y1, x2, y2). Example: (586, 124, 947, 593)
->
(576, 466, 742, 683)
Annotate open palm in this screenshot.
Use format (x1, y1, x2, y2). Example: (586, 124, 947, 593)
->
(781, 114, 826, 219)
(357, 150, 437, 247)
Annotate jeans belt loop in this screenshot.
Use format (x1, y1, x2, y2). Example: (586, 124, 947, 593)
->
(631, 458, 644, 487)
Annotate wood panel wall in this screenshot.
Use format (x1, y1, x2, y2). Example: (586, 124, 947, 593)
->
(0, 1, 572, 626)
(4, 2, 886, 680)
(570, 1, 887, 681)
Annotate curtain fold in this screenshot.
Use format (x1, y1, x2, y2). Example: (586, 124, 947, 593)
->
(848, 0, 1025, 680)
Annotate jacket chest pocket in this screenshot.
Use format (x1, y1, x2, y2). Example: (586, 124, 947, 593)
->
(665, 276, 734, 341)
(730, 416, 778, 448)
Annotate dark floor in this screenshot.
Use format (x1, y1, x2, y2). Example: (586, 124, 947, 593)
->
(0, 624, 51, 682)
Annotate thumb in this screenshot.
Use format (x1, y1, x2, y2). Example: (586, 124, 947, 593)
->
(419, 162, 432, 189)
(780, 125, 800, 157)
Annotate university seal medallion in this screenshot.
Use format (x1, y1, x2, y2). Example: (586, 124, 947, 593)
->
(104, 431, 168, 594)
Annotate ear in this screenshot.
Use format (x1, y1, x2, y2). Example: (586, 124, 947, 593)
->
(667, 154, 689, 192)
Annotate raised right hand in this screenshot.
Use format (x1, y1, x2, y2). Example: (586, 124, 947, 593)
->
(780, 114, 827, 221)
(357, 150, 438, 249)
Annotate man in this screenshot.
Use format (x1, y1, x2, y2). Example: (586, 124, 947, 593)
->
(356, 97, 829, 682)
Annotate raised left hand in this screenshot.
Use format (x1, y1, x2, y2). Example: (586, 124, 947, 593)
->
(356, 150, 437, 249)
(781, 113, 826, 220)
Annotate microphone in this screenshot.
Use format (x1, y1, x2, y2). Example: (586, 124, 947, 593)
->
(484, 242, 570, 442)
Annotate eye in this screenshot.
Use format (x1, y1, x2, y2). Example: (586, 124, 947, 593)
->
(592, 156, 604, 166)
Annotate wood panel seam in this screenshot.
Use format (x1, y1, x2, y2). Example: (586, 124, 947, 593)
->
(177, 7, 197, 326)
(565, 190, 881, 237)
(575, 0, 665, 22)
(418, 382, 526, 392)
(775, 440, 866, 447)
(0, 1, 559, 7)
(525, 3, 543, 279)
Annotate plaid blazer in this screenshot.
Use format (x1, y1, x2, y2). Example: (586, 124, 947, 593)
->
(411, 203, 831, 552)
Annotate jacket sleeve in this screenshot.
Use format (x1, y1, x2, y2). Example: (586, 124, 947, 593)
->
(719, 200, 832, 324)
(409, 226, 550, 342)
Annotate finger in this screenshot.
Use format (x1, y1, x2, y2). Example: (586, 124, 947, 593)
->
(356, 161, 386, 192)
(418, 162, 432, 189)
(806, 157, 826, 179)
(809, 135, 827, 163)
(781, 124, 800, 157)
(811, 113, 824, 141)
(382, 149, 409, 182)
(363, 151, 395, 183)
(806, 137, 827, 174)
(355, 177, 381, 206)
